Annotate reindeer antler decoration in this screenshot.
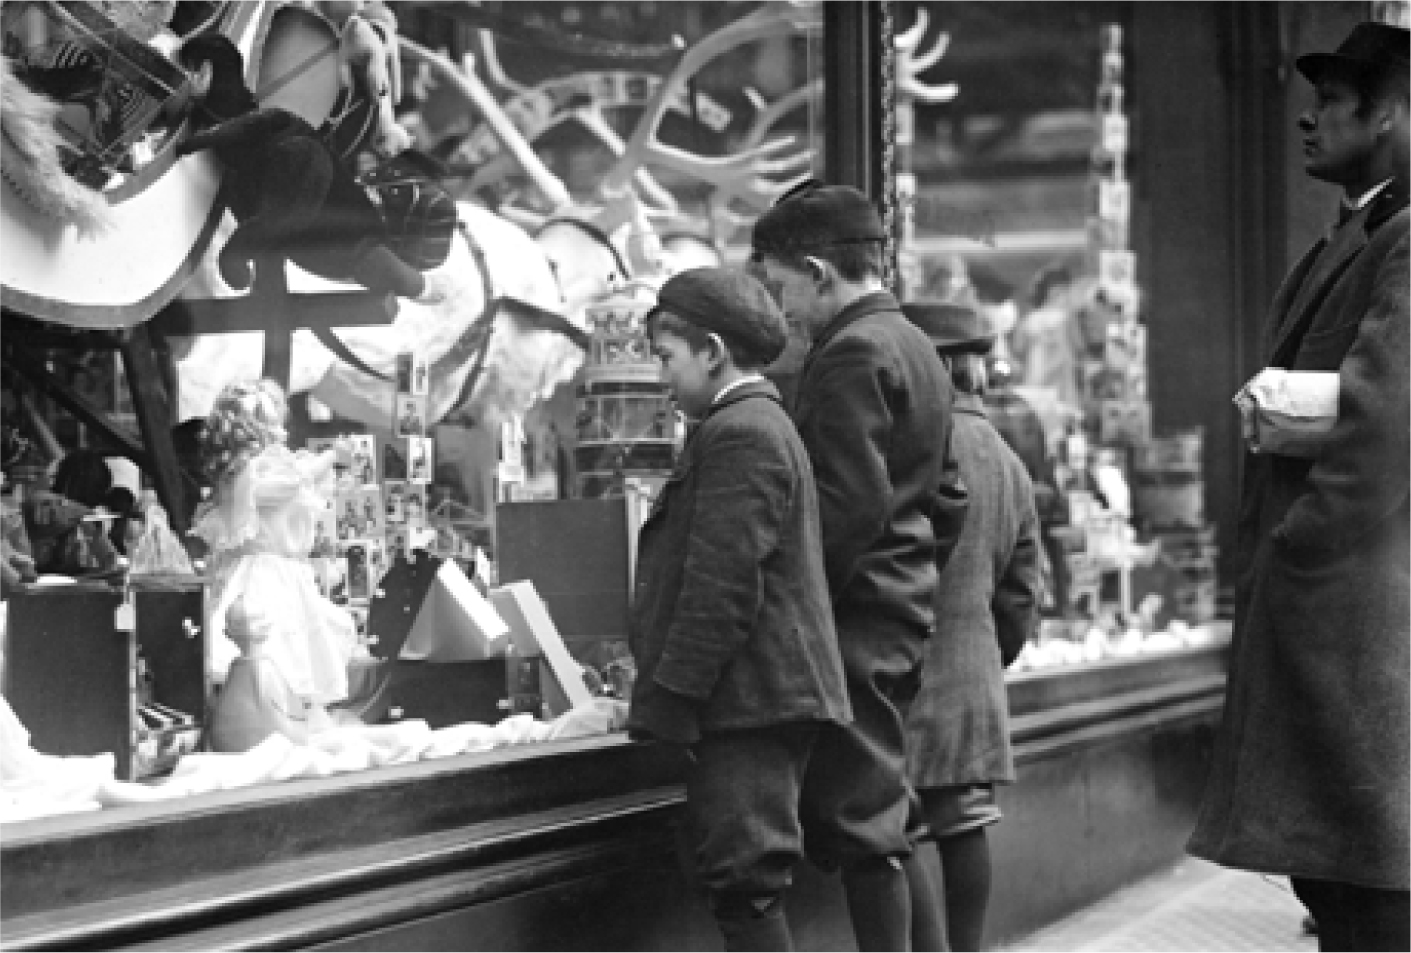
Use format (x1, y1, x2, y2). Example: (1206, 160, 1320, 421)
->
(593, 1, 820, 236)
(895, 9, 958, 104)
(398, 37, 573, 211)
(703, 78, 824, 240)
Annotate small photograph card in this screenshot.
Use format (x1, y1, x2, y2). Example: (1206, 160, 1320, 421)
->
(335, 493, 363, 541)
(407, 436, 434, 484)
(382, 442, 407, 481)
(1101, 113, 1128, 154)
(403, 483, 428, 526)
(387, 526, 410, 563)
(312, 499, 338, 556)
(356, 486, 385, 538)
(328, 556, 349, 603)
(384, 479, 406, 524)
(345, 543, 369, 600)
(1098, 179, 1130, 224)
(349, 435, 378, 487)
(395, 395, 427, 439)
(1098, 250, 1136, 291)
(365, 537, 388, 593)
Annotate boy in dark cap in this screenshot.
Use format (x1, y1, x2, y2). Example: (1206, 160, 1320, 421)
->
(1188, 21, 1409, 951)
(628, 266, 851, 951)
(903, 301, 1043, 952)
(752, 181, 964, 952)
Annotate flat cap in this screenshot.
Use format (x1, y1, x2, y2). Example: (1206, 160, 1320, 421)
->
(650, 266, 788, 364)
(902, 301, 995, 355)
(751, 179, 886, 255)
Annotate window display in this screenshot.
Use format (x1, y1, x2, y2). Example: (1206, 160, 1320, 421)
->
(895, 2, 1226, 670)
(1, 0, 827, 825)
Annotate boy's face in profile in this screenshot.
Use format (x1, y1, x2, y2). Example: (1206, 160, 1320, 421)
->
(650, 323, 718, 419)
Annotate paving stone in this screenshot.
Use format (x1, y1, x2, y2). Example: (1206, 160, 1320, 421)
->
(1001, 857, 1317, 952)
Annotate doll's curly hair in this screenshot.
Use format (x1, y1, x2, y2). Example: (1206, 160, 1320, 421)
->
(198, 380, 289, 484)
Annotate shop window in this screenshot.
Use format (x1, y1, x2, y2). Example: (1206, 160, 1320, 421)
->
(896, 2, 1226, 670)
(0, 0, 827, 827)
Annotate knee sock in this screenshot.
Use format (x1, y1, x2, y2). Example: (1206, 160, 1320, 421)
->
(937, 830, 992, 951)
(713, 891, 793, 952)
(903, 843, 951, 951)
(842, 855, 912, 952)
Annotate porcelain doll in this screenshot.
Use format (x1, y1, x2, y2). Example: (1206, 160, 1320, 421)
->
(192, 380, 355, 749)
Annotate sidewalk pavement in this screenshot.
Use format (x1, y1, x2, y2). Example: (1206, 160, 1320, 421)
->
(1000, 856, 1318, 952)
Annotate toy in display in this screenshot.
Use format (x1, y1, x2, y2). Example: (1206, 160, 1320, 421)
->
(1, 1, 268, 328)
(191, 381, 356, 746)
(574, 281, 676, 499)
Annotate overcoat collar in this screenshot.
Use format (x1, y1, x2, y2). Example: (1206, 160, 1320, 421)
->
(678, 378, 781, 459)
(809, 290, 901, 354)
(953, 393, 987, 418)
(703, 377, 782, 421)
(1268, 176, 1409, 363)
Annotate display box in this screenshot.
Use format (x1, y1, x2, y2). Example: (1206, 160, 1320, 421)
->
(4, 578, 206, 781)
(496, 498, 636, 649)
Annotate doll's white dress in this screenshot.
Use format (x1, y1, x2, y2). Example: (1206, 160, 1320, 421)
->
(193, 446, 354, 706)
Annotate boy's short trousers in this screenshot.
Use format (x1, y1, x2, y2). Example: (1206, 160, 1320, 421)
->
(918, 783, 1003, 839)
(685, 722, 821, 896)
(798, 612, 929, 870)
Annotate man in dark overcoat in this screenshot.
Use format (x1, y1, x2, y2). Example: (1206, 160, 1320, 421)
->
(752, 181, 965, 951)
(1187, 22, 1409, 951)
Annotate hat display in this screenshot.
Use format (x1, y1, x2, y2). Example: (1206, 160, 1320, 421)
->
(650, 266, 789, 364)
(1296, 21, 1409, 84)
(751, 179, 886, 255)
(902, 301, 995, 355)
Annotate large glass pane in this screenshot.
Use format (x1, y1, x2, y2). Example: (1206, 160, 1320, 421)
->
(0, 0, 829, 829)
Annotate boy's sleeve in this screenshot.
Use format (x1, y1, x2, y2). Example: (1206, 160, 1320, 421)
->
(794, 337, 894, 596)
(652, 424, 792, 702)
(993, 468, 1042, 668)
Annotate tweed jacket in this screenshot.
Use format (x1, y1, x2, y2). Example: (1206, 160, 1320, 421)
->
(627, 380, 851, 742)
(907, 396, 1041, 789)
(790, 291, 957, 633)
(1188, 178, 1410, 889)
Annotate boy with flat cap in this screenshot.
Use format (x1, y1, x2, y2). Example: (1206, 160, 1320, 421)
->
(628, 266, 851, 951)
(1187, 21, 1409, 952)
(752, 182, 966, 952)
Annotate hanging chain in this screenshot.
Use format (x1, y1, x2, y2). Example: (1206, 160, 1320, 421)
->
(878, 0, 899, 294)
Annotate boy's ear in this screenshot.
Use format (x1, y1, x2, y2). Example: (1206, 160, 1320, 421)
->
(706, 332, 731, 371)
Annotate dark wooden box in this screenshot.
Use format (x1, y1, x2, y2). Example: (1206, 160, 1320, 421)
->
(3, 578, 206, 780)
(495, 498, 633, 648)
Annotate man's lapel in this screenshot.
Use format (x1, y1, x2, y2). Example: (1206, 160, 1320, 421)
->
(1267, 214, 1369, 363)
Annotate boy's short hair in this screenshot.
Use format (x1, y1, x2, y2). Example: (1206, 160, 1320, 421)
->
(646, 267, 788, 370)
(753, 241, 884, 284)
(647, 309, 770, 370)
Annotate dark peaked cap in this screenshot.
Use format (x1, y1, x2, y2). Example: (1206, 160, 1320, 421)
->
(650, 266, 789, 364)
(902, 301, 995, 355)
(751, 179, 887, 255)
(1296, 21, 1409, 84)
